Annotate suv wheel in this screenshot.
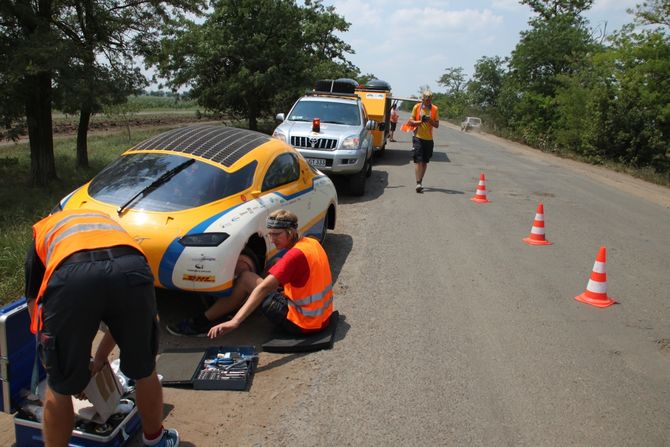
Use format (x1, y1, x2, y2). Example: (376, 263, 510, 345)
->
(349, 159, 368, 196)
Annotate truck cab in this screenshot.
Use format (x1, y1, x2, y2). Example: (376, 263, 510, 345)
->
(355, 79, 393, 155)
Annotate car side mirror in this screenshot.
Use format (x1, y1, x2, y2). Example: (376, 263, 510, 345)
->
(365, 120, 376, 130)
(275, 113, 285, 122)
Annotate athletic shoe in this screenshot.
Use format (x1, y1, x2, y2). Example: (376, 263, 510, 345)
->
(415, 184, 423, 193)
(166, 318, 209, 337)
(144, 428, 179, 447)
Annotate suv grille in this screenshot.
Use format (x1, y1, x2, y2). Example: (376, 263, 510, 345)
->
(290, 136, 338, 150)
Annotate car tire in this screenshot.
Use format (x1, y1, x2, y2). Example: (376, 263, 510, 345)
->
(349, 160, 368, 196)
(240, 247, 260, 274)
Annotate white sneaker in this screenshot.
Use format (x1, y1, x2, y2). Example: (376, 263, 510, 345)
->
(415, 184, 423, 193)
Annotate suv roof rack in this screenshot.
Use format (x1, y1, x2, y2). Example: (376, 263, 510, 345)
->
(305, 90, 359, 100)
(314, 79, 358, 94)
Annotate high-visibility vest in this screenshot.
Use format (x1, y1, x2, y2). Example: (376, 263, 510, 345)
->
(400, 103, 437, 134)
(31, 209, 143, 333)
(283, 237, 333, 330)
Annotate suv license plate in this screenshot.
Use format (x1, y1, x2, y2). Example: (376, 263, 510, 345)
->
(307, 158, 326, 167)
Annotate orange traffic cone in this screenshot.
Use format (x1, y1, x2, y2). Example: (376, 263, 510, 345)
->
(575, 246, 616, 308)
(470, 172, 490, 203)
(523, 202, 552, 245)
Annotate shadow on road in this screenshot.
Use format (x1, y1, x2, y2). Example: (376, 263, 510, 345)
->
(337, 170, 388, 204)
(423, 186, 464, 195)
(323, 232, 353, 285)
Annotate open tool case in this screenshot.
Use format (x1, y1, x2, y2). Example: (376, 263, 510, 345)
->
(0, 298, 141, 447)
(156, 346, 257, 391)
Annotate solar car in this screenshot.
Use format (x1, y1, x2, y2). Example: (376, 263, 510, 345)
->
(55, 125, 338, 296)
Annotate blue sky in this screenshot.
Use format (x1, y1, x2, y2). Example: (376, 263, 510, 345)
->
(323, 0, 640, 98)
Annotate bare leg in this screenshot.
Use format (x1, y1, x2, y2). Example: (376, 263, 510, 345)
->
(204, 271, 264, 321)
(414, 162, 427, 183)
(135, 372, 163, 435)
(43, 386, 74, 447)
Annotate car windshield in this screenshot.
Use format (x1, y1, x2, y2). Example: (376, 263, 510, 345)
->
(88, 153, 257, 212)
(288, 100, 361, 126)
(469, 118, 481, 125)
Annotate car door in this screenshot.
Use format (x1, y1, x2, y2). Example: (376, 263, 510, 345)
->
(261, 152, 318, 238)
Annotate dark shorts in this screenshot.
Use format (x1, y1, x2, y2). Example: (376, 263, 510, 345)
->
(40, 249, 159, 395)
(260, 291, 305, 336)
(390, 122, 397, 132)
(412, 136, 434, 163)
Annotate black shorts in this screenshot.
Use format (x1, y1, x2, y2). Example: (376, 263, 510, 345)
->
(40, 249, 159, 395)
(390, 122, 397, 132)
(412, 136, 434, 163)
(260, 291, 305, 335)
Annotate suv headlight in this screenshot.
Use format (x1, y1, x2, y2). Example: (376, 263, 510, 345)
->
(341, 135, 360, 150)
(272, 130, 287, 143)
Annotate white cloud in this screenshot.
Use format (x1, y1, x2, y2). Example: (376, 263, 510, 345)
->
(591, 0, 638, 13)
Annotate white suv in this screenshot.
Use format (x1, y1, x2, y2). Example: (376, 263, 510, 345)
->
(273, 81, 375, 196)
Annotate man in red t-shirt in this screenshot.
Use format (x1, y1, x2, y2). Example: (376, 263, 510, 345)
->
(208, 209, 334, 338)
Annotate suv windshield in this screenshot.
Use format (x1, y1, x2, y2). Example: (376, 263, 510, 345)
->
(289, 100, 361, 126)
(88, 153, 257, 211)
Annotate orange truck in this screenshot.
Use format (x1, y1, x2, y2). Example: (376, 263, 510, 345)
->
(355, 79, 394, 155)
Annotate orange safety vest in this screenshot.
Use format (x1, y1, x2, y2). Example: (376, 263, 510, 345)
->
(400, 103, 437, 134)
(283, 237, 334, 330)
(31, 209, 143, 333)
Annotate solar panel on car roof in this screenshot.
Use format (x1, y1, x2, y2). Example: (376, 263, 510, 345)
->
(129, 125, 271, 167)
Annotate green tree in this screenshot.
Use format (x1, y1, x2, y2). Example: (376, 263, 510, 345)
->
(506, 0, 596, 146)
(437, 67, 466, 93)
(55, 0, 204, 168)
(1, 0, 65, 185)
(151, 0, 354, 130)
(435, 67, 469, 119)
(0, 0, 204, 185)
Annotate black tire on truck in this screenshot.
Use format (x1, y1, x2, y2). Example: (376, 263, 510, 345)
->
(348, 159, 368, 196)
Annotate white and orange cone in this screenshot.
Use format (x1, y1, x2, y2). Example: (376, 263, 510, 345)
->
(575, 246, 616, 308)
(470, 172, 490, 203)
(523, 202, 552, 245)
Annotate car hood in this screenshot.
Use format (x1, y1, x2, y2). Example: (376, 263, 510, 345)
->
(60, 184, 249, 286)
(277, 120, 359, 138)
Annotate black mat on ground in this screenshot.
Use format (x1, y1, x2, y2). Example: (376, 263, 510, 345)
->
(156, 349, 204, 386)
(262, 311, 339, 353)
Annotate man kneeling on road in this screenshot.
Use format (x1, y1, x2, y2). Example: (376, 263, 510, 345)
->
(207, 209, 334, 339)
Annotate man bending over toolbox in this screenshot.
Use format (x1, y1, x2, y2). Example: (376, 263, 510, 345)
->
(25, 209, 178, 447)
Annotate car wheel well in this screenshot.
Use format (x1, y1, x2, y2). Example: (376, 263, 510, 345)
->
(327, 204, 336, 230)
(244, 234, 267, 272)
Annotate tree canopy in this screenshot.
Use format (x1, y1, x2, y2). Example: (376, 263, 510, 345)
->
(148, 0, 358, 130)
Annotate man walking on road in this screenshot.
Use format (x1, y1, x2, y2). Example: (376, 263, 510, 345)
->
(404, 90, 439, 193)
(25, 209, 178, 447)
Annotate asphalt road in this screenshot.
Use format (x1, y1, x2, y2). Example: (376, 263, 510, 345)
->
(1, 121, 668, 446)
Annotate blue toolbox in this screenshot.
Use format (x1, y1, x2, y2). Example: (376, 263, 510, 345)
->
(156, 346, 257, 391)
(0, 298, 141, 447)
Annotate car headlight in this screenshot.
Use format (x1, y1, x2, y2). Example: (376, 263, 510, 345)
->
(272, 130, 287, 143)
(179, 232, 230, 247)
(341, 135, 360, 150)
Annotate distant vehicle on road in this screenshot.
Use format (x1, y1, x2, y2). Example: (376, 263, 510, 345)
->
(54, 125, 337, 298)
(461, 116, 482, 132)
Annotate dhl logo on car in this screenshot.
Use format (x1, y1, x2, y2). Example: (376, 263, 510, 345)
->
(182, 274, 216, 283)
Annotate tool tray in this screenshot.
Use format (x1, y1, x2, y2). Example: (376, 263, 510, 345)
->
(156, 346, 257, 391)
